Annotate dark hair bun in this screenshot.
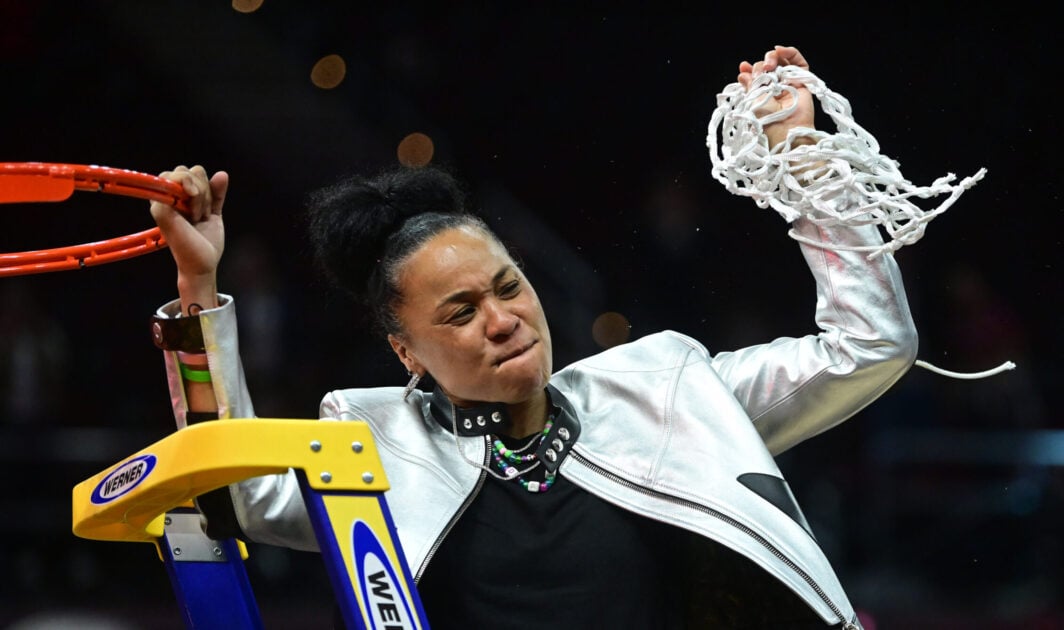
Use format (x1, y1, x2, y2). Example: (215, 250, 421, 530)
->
(305, 165, 467, 301)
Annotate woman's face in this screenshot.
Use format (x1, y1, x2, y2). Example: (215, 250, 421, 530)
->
(388, 226, 553, 405)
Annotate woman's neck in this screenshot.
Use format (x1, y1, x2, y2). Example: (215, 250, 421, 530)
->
(505, 390, 549, 438)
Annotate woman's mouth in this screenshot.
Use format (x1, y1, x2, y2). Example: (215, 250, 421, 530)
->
(495, 340, 537, 366)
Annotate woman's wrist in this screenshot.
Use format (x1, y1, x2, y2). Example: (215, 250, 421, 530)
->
(177, 272, 219, 314)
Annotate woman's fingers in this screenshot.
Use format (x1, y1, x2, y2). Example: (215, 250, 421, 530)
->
(737, 60, 754, 88)
(751, 45, 810, 77)
(208, 171, 229, 216)
(737, 46, 811, 94)
(152, 165, 216, 222)
(773, 45, 808, 70)
(186, 165, 212, 222)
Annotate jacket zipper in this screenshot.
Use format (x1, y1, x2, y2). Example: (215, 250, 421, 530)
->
(569, 449, 859, 630)
(414, 434, 490, 583)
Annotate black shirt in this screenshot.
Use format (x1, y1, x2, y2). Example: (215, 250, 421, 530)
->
(414, 435, 831, 629)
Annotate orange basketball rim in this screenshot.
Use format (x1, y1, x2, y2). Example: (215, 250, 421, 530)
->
(0, 162, 190, 277)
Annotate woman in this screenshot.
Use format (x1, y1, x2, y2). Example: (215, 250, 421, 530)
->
(149, 46, 916, 628)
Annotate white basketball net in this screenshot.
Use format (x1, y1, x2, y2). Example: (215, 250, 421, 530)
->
(708, 67, 1014, 379)
(707, 66, 987, 260)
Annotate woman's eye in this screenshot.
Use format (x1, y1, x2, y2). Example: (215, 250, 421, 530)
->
(451, 306, 476, 324)
(500, 280, 521, 297)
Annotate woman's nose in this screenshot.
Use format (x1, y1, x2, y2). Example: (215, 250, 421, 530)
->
(484, 300, 519, 339)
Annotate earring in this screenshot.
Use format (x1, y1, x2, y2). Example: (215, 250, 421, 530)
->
(402, 371, 421, 401)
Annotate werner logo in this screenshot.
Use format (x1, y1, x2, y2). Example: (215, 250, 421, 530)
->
(90, 455, 156, 504)
(352, 520, 419, 629)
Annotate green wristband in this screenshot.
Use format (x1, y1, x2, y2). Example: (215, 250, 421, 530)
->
(179, 362, 212, 383)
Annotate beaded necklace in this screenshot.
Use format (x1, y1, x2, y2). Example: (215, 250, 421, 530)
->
(490, 417, 557, 493)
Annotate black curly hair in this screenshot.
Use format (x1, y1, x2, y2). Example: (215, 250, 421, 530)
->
(305, 165, 494, 335)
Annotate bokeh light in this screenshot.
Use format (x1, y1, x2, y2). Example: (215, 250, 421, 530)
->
(310, 54, 346, 89)
(231, 0, 264, 14)
(591, 312, 631, 349)
(397, 132, 435, 167)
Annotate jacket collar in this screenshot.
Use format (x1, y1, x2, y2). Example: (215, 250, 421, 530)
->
(428, 384, 581, 473)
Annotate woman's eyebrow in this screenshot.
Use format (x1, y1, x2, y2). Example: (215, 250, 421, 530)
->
(435, 265, 513, 309)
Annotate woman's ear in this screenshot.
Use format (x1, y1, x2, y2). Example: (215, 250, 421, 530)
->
(388, 333, 424, 376)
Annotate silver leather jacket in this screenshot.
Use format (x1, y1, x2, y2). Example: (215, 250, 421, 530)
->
(156, 218, 916, 629)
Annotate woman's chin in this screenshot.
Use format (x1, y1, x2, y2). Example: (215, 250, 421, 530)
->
(484, 370, 551, 405)
(443, 352, 552, 405)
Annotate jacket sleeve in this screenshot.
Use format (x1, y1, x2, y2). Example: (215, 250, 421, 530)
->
(709, 212, 918, 455)
(155, 294, 255, 426)
(155, 295, 319, 551)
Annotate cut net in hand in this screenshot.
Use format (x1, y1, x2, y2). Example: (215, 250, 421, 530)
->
(707, 66, 986, 259)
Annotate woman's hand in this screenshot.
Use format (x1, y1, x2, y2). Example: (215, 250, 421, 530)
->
(150, 165, 228, 311)
(737, 45, 816, 148)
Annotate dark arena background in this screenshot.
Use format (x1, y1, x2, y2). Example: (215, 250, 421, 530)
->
(1, 2, 1060, 628)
